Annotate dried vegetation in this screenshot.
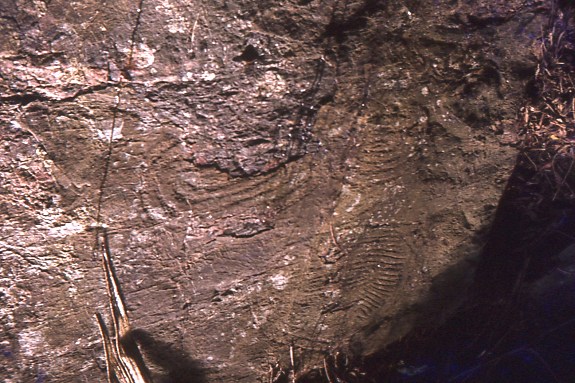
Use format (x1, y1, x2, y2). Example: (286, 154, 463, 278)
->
(518, 0, 575, 206)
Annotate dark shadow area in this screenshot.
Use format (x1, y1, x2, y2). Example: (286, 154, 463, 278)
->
(359, 163, 575, 382)
(295, 154, 575, 383)
(323, 0, 387, 43)
(131, 329, 208, 383)
(296, 1, 575, 381)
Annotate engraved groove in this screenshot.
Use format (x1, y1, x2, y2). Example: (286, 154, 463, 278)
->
(338, 124, 411, 325)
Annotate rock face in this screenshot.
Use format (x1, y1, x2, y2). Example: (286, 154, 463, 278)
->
(0, 1, 547, 382)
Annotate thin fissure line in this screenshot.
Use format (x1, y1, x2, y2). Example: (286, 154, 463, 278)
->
(94, 88, 122, 247)
(128, 0, 146, 66)
(94, 0, 145, 246)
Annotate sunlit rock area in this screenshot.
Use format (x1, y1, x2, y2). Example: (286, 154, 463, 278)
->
(2, 1, 574, 382)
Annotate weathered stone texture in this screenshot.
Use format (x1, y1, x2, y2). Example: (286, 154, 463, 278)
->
(0, 1, 547, 382)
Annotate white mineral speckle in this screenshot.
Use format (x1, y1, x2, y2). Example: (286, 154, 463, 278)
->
(200, 72, 216, 82)
(341, 185, 362, 212)
(269, 273, 288, 290)
(10, 120, 23, 131)
(18, 329, 44, 357)
(97, 119, 123, 142)
(257, 71, 287, 97)
(157, 0, 190, 34)
(48, 221, 84, 238)
(132, 43, 156, 69)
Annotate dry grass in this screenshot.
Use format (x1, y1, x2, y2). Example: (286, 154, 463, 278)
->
(518, 0, 575, 205)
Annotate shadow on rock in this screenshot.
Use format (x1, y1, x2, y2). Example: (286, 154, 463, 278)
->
(131, 329, 207, 383)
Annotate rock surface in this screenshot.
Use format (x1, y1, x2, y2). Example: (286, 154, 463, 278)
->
(0, 1, 547, 382)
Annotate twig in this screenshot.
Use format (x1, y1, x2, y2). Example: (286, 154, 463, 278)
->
(323, 358, 335, 383)
(190, 14, 200, 48)
(96, 230, 153, 383)
(290, 345, 296, 383)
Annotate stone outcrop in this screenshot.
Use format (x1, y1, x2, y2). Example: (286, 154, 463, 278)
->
(0, 1, 548, 382)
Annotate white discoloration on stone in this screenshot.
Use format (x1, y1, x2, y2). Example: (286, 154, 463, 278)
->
(96, 119, 124, 142)
(1, 58, 108, 100)
(10, 120, 23, 131)
(269, 273, 288, 290)
(18, 329, 44, 357)
(257, 71, 287, 98)
(132, 43, 156, 69)
(0, 280, 29, 330)
(341, 185, 362, 213)
(200, 71, 216, 82)
(346, 193, 362, 213)
(31, 0, 48, 16)
(156, 0, 190, 34)
(146, 207, 169, 221)
(48, 221, 84, 238)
